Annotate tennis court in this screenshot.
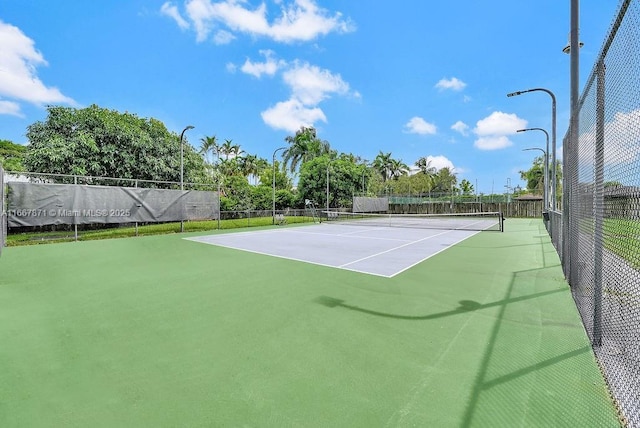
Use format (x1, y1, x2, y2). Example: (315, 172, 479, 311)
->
(187, 223, 486, 277)
(0, 219, 621, 427)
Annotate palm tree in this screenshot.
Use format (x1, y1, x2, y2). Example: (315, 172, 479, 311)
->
(238, 154, 266, 184)
(199, 135, 219, 165)
(282, 126, 332, 173)
(415, 156, 436, 176)
(220, 139, 239, 160)
(415, 156, 436, 192)
(230, 142, 243, 159)
(389, 158, 409, 180)
(372, 151, 393, 181)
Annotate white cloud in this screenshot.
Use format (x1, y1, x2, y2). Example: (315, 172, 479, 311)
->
(184, 0, 218, 42)
(160, 2, 190, 29)
(283, 61, 350, 104)
(404, 117, 437, 135)
(428, 155, 456, 171)
(474, 136, 513, 150)
(236, 51, 354, 132)
(0, 20, 75, 115)
(0, 100, 23, 117)
(261, 98, 326, 131)
(176, 0, 354, 44)
(213, 29, 235, 44)
(451, 120, 469, 136)
(268, 0, 355, 42)
(435, 77, 466, 91)
(474, 111, 526, 136)
(472, 111, 526, 151)
(240, 50, 285, 78)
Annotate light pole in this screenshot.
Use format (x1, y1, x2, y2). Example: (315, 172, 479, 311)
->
(361, 169, 366, 194)
(179, 125, 194, 232)
(180, 125, 195, 191)
(517, 128, 550, 210)
(507, 88, 557, 210)
(272, 147, 286, 225)
(522, 147, 548, 214)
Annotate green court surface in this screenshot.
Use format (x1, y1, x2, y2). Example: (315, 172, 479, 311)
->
(0, 219, 621, 427)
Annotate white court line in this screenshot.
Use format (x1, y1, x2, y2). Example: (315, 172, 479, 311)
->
(392, 230, 481, 277)
(339, 230, 453, 268)
(185, 237, 393, 278)
(185, 224, 481, 278)
(278, 227, 412, 242)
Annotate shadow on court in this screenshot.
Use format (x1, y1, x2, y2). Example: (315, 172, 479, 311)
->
(314, 288, 566, 321)
(315, 229, 619, 428)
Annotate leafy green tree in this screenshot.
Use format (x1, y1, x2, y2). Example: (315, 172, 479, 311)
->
(219, 175, 252, 210)
(432, 167, 458, 193)
(604, 181, 623, 188)
(459, 179, 474, 195)
(391, 174, 413, 195)
(0, 139, 27, 171)
(250, 160, 297, 210)
(410, 173, 434, 196)
(258, 160, 291, 191)
(298, 154, 363, 209)
(248, 185, 297, 211)
(23, 105, 209, 185)
(218, 158, 241, 177)
(365, 168, 386, 196)
(519, 155, 545, 194)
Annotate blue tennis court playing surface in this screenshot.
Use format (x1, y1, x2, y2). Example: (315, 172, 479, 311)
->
(186, 223, 482, 277)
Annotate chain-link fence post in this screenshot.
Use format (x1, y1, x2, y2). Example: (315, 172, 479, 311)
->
(593, 59, 605, 347)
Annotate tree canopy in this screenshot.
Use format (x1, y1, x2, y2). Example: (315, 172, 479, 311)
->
(24, 105, 209, 185)
(282, 126, 333, 174)
(297, 154, 365, 209)
(10, 103, 500, 210)
(519, 155, 545, 194)
(0, 139, 26, 171)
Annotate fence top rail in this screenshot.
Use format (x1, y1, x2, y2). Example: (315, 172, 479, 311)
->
(4, 171, 217, 188)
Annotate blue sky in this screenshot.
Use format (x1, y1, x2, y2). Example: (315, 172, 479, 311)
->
(0, 0, 622, 193)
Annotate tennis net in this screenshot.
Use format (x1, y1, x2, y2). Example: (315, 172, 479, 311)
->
(322, 211, 504, 232)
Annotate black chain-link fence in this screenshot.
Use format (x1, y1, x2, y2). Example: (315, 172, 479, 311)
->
(1, 164, 5, 256)
(550, 1, 640, 425)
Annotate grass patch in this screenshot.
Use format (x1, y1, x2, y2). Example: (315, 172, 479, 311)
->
(6, 215, 315, 246)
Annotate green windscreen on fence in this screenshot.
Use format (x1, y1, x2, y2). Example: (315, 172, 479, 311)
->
(7, 182, 219, 227)
(352, 196, 389, 212)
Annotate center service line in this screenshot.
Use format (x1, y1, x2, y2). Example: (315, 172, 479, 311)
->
(339, 230, 453, 268)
